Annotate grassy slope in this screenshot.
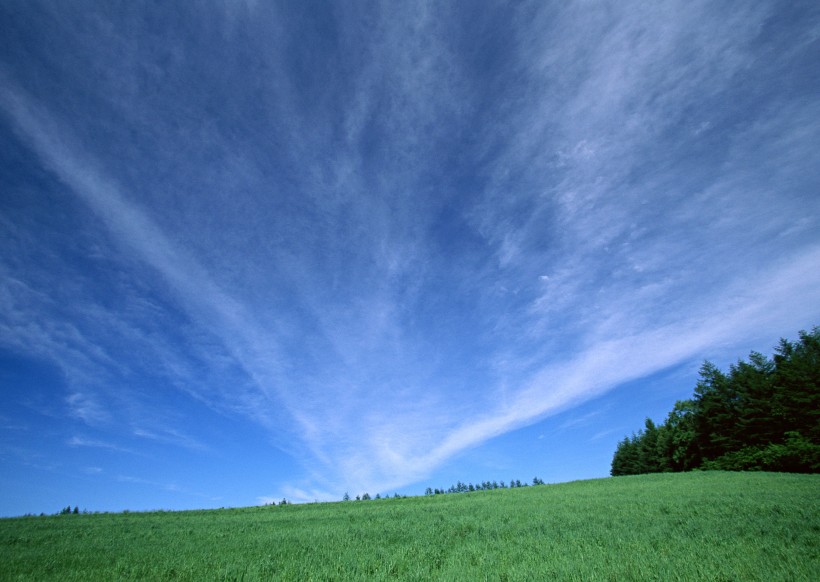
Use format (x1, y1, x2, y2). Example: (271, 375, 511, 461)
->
(1, 471, 818, 581)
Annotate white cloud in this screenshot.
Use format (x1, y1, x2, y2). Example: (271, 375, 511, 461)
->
(65, 393, 110, 426)
(131, 428, 207, 452)
(68, 436, 135, 454)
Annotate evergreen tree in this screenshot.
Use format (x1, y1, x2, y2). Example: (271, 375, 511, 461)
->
(662, 399, 699, 470)
(773, 328, 820, 442)
(638, 418, 662, 473)
(729, 352, 777, 446)
(693, 361, 742, 460)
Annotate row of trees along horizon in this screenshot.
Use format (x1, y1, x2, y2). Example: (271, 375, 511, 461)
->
(340, 478, 548, 503)
(611, 326, 820, 476)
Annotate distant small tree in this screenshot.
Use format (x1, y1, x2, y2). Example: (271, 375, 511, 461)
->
(425, 487, 433, 496)
(343, 492, 350, 501)
(362, 493, 371, 500)
(73, 506, 79, 514)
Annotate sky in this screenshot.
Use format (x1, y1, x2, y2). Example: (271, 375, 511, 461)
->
(1, 1, 819, 516)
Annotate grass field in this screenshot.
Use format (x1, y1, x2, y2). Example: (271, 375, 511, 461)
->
(1, 471, 818, 580)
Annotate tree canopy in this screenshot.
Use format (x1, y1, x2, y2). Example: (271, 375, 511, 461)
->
(611, 327, 820, 476)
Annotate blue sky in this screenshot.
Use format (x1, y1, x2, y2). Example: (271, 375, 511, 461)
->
(1, 1, 819, 515)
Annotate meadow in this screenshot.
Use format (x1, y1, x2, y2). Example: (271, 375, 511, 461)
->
(1, 471, 818, 581)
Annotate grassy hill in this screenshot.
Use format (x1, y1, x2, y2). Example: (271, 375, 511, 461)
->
(1, 471, 818, 580)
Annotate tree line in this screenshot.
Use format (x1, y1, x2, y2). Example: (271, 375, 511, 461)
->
(424, 477, 545, 496)
(611, 327, 820, 476)
(338, 477, 547, 503)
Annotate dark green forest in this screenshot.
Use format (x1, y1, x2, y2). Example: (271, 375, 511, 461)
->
(611, 327, 820, 476)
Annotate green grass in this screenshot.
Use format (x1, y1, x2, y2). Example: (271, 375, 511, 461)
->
(1, 471, 818, 580)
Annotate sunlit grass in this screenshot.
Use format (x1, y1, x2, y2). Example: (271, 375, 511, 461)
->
(2, 471, 818, 580)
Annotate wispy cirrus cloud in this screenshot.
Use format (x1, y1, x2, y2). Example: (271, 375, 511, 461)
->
(65, 393, 110, 426)
(67, 436, 136, 455)
(115, 473, 221, 502)
(131, 428, 207, 452)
